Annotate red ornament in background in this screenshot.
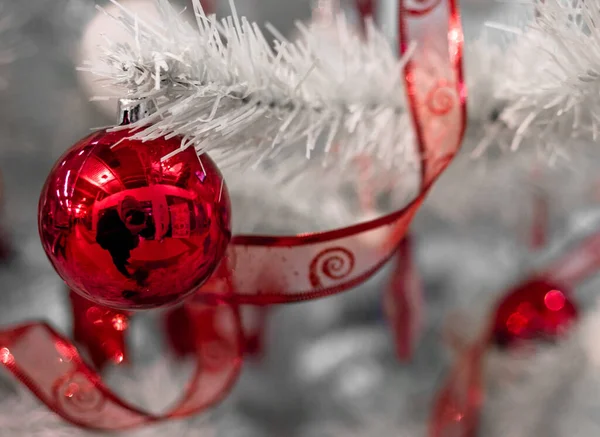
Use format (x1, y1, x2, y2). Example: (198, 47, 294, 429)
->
(429, 190, 591, 437)
(492, 279, 578, 347)
(430, 278, 580, 437)
(38, 126, 231, 310)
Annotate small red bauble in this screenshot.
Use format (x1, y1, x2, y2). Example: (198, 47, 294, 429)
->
(39, 129, 231, 310)
(492, 279, 578, 347)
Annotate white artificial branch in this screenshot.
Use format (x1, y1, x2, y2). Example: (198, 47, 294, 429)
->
(80, 0, 416, 171)
(491, 0, 600, 160)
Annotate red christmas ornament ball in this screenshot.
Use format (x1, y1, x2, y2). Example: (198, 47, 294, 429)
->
(39, 129, 232, 310)
(492, 278, 578, 347)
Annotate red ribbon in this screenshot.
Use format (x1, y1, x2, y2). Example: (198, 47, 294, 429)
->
(0, 0, 465, 429)
(164, 296, 269, 359)
(70, 291, 130, 370)
(0, 296, 243, 430)
(206, 0, 465, 306)
(384, 236, 423, 361)
(529, 170, 549, 250)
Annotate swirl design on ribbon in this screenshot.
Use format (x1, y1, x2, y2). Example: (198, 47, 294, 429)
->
(309, 247, 356, 287)
(54, 372, 105, 417)
(404, 0, 442, 15)
(425, 81, 456, 116)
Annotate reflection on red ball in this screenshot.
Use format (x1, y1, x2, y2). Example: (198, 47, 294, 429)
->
(39, 129, 231, 310)
(492, 279, 578, 347)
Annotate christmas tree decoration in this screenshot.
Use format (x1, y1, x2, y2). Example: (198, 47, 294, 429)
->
(427, 218, 600, 437)
(6, 0, 600, 434)
(164, 304, 196, 357)
(0, 296, 243, 430)
(383, 235, 423, 361)
(82, 0, 452, 174)
(239, 306, 270, 357)
(477, 0, 600, 159)
(165, 302, 270, 358)
(77, 0, 166, 117)
(430, 341, 485, 437)
(491, 279, 578, 348)
(72, 0, 465, 306)
(0, 0, 466, 430)
(39, 98, 232, 310)
(70, 290, 130, 370)
(478, 321, 594, 437)
(78, 0, 217, 118)
(0, 356, 234, 436)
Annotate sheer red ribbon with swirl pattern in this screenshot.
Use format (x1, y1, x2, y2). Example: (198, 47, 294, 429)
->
(0, 0, 465, 430)
(211, 0, 466, 306)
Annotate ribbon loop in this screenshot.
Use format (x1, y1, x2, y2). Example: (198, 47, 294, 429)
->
(0, 299, 243, 430)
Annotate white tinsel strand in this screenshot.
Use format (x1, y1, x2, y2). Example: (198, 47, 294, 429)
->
(80, 0, 416, 171)
(486, 0, 600, 161)
(423, 1, 600, 227)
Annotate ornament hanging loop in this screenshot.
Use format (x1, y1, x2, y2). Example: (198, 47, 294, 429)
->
(117, 98, 157, 126)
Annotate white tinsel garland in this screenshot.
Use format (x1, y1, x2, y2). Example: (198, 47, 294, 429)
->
(423, 0, 600, 226)
(486, 0, 600, 160)
(81, 0, 416, 172)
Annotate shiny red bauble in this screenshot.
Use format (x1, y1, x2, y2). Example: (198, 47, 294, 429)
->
(39, 129, 231, 310)
(492, 279, 578, 347)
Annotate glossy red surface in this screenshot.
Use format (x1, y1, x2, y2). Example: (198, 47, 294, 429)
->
(39, 129, 231, 310)
(492, 279, 578, 347)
